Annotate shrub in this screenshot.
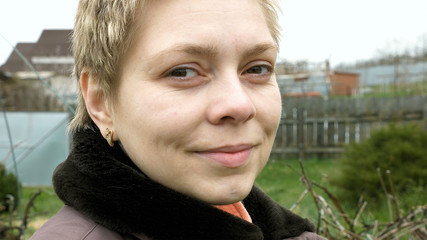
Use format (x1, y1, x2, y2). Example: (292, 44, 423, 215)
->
(331, 123, 427, 205)
(0, 164, 19, 211)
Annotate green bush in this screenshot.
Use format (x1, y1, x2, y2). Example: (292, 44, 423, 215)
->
(0, 164, 19, 211)
(331, 123, 427, 205)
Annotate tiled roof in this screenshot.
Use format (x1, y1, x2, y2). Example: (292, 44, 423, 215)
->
(33, 29, 72, 56)
(1, 43, 36, 72)
(0, 29, 73, 73)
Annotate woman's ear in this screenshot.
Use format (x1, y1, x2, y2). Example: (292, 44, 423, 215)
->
(80, 71, 117, 140)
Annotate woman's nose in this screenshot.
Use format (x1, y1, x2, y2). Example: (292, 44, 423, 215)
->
(206, 78, 256, 125)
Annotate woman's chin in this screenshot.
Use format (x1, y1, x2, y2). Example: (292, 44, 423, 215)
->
(196, 184, 253, 205)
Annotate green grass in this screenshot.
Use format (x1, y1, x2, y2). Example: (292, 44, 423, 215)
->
(256, 158, 338, 221)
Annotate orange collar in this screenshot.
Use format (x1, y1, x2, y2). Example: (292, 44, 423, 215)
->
(215, 201, 252, 223)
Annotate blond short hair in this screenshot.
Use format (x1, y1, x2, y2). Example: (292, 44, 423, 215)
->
(69, 0, 281, 132)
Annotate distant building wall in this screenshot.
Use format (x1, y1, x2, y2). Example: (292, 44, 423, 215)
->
(330, 71, 359, 96)
(339, 61, 427, 86)
(277, 71, 359, 97)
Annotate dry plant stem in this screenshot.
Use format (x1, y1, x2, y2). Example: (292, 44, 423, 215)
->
(7, 197, 13, 228)
(401, 207, 427, 224)
(352, 201, 367, 227)
(377, 219, 427, 240)
(393, 223, 427, 240)
(276, 162, 309, 212)
(377, 205, 427, 239)
(412, 227, 427, 240)
(322, 221, 332, 240)
(285, 160, 354, 231)
(310, 181, 353, 230)
(297, 159, 322, 231)
(0, 190, 42, 239)
(377, 168, 393, 222)
(304, 179, 323, 231)
(372, 220, 379, 237)
(281, 161, 427, 239)
(321, 218, 364, 240)
(386, 170, 400, 220)
(290, 189, 308, 211)
(22, 190, 41, 229)
(317, 196, 346, 234)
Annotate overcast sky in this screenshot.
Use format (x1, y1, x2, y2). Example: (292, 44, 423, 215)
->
(1, 0, 426, 67)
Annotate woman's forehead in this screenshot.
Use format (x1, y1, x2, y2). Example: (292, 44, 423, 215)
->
(131, 0, 275, 58)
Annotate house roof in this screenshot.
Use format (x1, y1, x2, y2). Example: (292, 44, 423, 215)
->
(1, 43, 36, 72)
(33, 29, 72, 56)
(0, 29, 73, 73)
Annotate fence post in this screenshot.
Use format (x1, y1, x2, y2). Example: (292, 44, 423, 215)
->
(424, 100, 427, 130)
(297, 106, 305, 160)
(273, 95, 426, 158)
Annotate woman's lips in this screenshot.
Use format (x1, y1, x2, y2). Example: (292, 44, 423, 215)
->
(195, 145, 253, 168)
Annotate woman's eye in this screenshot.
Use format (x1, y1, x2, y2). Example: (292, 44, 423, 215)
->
(168, 68, 197, 78)
(245, 65, 270, 75)
(163, 66, 207, 88)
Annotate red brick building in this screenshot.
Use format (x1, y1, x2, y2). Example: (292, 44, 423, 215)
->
(330, 71, 359, 96)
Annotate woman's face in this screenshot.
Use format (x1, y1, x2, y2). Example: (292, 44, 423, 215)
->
(112, 0, 281, 205)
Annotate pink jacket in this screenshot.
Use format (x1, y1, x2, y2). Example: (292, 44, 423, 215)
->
(30, 206, 147, 240)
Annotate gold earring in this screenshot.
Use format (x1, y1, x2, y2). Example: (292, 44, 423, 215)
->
(105, 128, 114, 147)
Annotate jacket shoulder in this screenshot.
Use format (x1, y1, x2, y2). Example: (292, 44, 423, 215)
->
(285, 231, 328, 240)
(30, 205, 126, 240)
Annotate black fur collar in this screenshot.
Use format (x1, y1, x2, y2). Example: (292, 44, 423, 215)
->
(53, 126, 314, 240)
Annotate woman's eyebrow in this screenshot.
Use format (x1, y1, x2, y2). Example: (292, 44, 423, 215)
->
(240, 43, 278, 60)
(138, 44, 217, 71)
(146, 43, 218, 62)
(142, 42, 278, 68)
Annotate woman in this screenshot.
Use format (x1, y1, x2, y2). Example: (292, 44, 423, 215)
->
(31, 0, 326, 239)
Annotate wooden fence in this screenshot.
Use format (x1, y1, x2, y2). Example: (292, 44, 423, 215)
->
(272, 95, 427, 158)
